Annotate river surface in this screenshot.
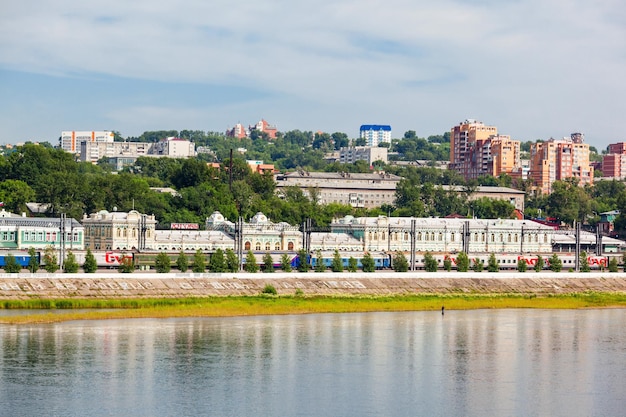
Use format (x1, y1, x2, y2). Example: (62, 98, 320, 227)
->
(1, 309, 624, 417)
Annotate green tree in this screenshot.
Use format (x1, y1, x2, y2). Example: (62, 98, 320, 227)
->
(608, 257, 618, 272)
(245, 251, 259, 273)
(534, 255, 544, 272)
(63, 251, 79, 273)
(487, 253, 499, 272)
(280, 253, 292, 272)
(393, 251, 410, 272)
(456, 252, 469, 272)
(191, 249, 206, 273)
(209, 248, 227, 272)
(118, 255, 135, 273)
(27, 247, 39, 273)
(331, 250, 344, 272)
(297, 249, 310, 272)
(262, 252, 274, 273)
(3, 253, 21, 273)
(361, 252, 376, 272)
(443, 256, 452, 272)
(226, 249, 239, 272)
(155, 252, 171, 273)
(423, 252, 437, 272)
(517, 258, 528, 272)
(176, 250, 188, 272)
(314, 250, 326, 272)
(548, 253, 562, 272)
(580, 251, 591, 272)
(83, 248, 98, 273)
(472, 258, 484, 272)
(348, 257, 358, 272)
(43, 245, 59, 273)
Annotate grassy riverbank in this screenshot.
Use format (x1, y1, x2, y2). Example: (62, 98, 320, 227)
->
(1, 292, 625, 324)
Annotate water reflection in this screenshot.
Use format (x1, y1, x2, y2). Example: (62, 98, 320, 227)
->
(1, 310, 624, 417)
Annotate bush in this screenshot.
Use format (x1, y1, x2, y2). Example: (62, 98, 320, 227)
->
(534, 255, 544, 272)
(472, 258, 484, 272)
(580, 251, 590, 272)
(456, 252, 469, 272)
(244, 251, 259, 273)
(517, 258, 527, 272)
(347, 257, 358, 272)
(262, 252, 274, 273)
(262, 284, 277, 295)
(608, 257, 618, 272)
(176, 250, 188, 272)
(82, 248, 97, 273)
(297, 249, 310, 272)
(280, 253, 292, 272)
(394, 252, 410, 272)
(314, 250, 326, 272)
(3, 254, 21, 273)
(155, 252, 171, 273)
(361, 252, 376, 272)
(191, 249, 206, 273)
(443, 256, 452, 272)
(423, 252, 437, 272)
(63, 251, 80, 273)
(487, 253, 499, 272)
(548, 253, 562, 272)
(331, 250, 343, 272)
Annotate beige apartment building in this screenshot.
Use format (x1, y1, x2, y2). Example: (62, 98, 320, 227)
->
(529, 134, 593, 194)
(274, 171, 401, 209)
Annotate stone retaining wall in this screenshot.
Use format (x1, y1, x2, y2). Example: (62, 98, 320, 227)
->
(1, 272, 626, 299)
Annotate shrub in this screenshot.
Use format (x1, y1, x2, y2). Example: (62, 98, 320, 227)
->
(534, 255, 544, 272)
(27, 247, 39, 273)
(63, 251, 80, 273)
(487, 253, 499, 272)
(225, 248, 239, 272)
(3, 254, 21, 273)
(118, 255, 135, 273)
(456, 252, 469, 272)
(608, 257, 618, 272)
(472, 258, 484, 272)
(262, 284, 277, 295)
(176, 250, 188, 272)
(191, 249, 206, 273)
(280, 253, 292, 272)
(244, 251, 259, 273)
(361, 252, 376, 272)
(262, 252, 274, 273)
(297, 249, 310, 272)
(394, 251, 410, 272)
(548, 253, 562, 272)
(43, 245, 59, 273)
(209, 248, 226, 272)
(580, 251, 590, 272)
(314, 250, 326, 272)
(347, 257, 358, 272)
(517, 258, 527, 272)
(155, 252, 171, 273)
(82, 248, 97, 273)
(443, 256, 452, 272)
(331, 250, 344, 272)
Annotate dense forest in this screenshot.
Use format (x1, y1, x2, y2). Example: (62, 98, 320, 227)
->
(0, 130, 623, 235)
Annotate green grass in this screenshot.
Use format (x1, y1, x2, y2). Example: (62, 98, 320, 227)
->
(1, 292, 625, 324)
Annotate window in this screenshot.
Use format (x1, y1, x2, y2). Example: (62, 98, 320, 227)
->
(288, 242, 294, 250)
(265, 242, 271, 251)
(275, 242, 280, 251)
(256, 242, 261, 251)
(245, 241, 251, 250)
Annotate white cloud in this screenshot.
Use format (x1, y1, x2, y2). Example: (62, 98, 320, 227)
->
(0, 0, 625, 146)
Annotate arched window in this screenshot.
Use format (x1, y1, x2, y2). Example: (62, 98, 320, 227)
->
(404, 232, 409, 241)
(245, 241, 251, 250)
(507, 234, 512, 243)
(256, 242, 261, 251)
(417, 232, 422, 241)
(275, 242, 281, 251)
(544, 234, 548, 243)
(438, 233, 443, 241)
(265, 242, 271, 251)
(381, 233, 385, 241)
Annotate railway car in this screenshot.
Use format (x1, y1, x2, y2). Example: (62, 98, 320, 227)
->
(309, 251, 391, 269)
(0, 251, 40, 267)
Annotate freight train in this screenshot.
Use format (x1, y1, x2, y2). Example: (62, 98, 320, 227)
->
(0, 249, 616, 271)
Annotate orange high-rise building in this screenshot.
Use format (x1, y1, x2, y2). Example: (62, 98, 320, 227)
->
(529, 133, 593, 194)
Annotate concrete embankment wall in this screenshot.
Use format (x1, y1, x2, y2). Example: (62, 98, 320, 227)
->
(1, 272, 626, 299)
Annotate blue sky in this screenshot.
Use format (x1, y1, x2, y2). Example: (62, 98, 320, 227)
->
(1, 0, 624, 149)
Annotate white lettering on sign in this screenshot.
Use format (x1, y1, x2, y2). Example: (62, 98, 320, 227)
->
(171, 223, 199, 230)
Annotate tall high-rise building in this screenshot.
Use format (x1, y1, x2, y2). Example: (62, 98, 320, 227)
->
(450, 120, 520, 180)
(529, 133, 593, 194)
(359, 125, 391, 147)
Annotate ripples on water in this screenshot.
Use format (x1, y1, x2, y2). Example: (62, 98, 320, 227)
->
(0, 309, 624, 417)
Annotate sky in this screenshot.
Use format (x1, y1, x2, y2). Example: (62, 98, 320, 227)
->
(0, 0, 624, 149)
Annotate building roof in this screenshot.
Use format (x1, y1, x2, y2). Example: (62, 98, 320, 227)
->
(360, 125, 391, 131)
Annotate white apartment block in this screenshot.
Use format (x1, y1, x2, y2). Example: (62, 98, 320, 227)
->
(61, 131, 114, 154)
(359, 125, 392, 147)
(78, 137, 195, 164)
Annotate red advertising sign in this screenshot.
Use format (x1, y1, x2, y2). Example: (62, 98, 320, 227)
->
(171, 223, 199, 230)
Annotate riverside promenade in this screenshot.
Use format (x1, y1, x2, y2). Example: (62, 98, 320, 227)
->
(1, 272, 626, 299)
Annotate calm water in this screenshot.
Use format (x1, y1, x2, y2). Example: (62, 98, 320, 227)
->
(0, 310, 624, 417)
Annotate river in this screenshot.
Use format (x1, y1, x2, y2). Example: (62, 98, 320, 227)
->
(1, 309, 624, 416)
